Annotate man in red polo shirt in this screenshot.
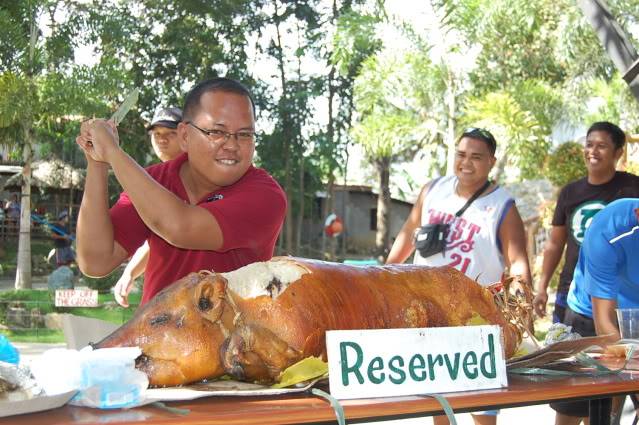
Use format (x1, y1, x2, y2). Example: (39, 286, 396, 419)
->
(75, 78, 287, 305)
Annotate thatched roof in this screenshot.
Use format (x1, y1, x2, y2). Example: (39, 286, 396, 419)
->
(0, 159, 84, 189)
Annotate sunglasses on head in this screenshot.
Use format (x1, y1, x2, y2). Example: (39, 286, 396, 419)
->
(462, 127, 497, 151)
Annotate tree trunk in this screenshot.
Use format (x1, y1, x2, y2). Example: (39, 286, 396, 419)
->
(375, 156, 391, 262)
(492, 151, 508, 183)
(327, 60, 337, 259)
(340, 150, 349, 257)
(15, 132, 32, 290)
(321, 175, 334, 258)
(292, 23, 305, 254)
(295, 157, 304, 252)
(328, 182, 337, 260)
(273, 0, 293, 254)
(445, 69, 457, 176)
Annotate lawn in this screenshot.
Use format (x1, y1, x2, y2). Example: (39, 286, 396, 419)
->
(0, 239, 56, 277)
(2, 329, 63, 343)
(0, 289, 142, 343)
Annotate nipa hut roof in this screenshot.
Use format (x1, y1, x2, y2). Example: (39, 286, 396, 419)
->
(0, 159, 84, 189)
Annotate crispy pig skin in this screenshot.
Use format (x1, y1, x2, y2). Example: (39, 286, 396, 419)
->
(236, 260, 519, 357)
(96, 258, 520, 387)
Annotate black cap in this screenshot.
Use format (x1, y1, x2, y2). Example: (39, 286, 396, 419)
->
(146, 107, 182, 131)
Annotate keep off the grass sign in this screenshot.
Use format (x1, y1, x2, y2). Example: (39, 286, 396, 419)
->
(55, 289, 99, 307)
(326, 325, 507, 400)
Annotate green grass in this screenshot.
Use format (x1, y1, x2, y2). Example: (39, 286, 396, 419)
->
(69, 292, 142, 324)
(0, 289, 142, 343)
(0, 329, 64, 343)
(0, 239, 55, 277)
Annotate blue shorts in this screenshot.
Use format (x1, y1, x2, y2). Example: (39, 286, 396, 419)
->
(56, 246, 75, 266)
(552, 291, 568, 323)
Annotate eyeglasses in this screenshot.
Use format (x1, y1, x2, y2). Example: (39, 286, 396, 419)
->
(187, 122, 255, 144)
(462, 127, 496, 152)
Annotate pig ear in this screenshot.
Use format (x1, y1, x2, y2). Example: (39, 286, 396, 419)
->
(194, 275, 227, 324)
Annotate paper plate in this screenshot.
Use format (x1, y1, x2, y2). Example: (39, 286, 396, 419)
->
(0, 390, 76, 418)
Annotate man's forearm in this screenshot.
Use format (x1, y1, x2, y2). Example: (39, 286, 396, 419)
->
(510, 258, 532, 288)
(592, 297, 620, 339)
(107, 149, 189, 241)
(77, 161, 117, 276)
(386, 230, 414, 264)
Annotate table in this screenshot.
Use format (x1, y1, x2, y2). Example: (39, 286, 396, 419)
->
(2, 367, 638, 425)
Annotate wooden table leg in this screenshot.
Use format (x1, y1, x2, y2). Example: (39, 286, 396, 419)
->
(590, 397, 612, 425)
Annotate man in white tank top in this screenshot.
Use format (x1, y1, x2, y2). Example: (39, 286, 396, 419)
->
(387, 127, 532, 425)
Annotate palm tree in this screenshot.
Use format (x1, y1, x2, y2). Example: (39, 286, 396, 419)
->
(350, 54, 424, 260)
(462, 91, 549, 182)
(0, 7, 38, 289)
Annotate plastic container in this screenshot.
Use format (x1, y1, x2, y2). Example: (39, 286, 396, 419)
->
(616, 308, 639, 340)
(73, 347, 148, 409)
(0, 335, 20, 364)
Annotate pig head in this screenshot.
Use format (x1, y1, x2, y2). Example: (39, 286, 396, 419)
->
(94, 272, 237, 387)
(94, 271, 302, 387)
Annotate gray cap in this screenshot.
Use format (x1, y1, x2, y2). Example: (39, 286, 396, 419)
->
(146, 107, 182, 131)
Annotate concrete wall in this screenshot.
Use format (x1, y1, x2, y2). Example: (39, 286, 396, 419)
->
(304, 188, 412, 255)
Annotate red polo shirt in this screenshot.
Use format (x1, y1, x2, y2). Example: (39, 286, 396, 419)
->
(110, 153, 286, 304)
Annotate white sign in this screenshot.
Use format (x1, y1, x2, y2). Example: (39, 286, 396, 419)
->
(55, 289, 99, 307)
(326, 325, 507, 400)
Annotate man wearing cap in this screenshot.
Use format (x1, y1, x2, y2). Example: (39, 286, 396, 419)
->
(75, 77, 287, 305)
(147, 107, 183, 162)
(51, 210, 74, 267)
(112, 107, 183, 307)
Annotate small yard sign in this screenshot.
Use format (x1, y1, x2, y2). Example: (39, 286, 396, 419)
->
(55, 288, 99, 307)
(326, 325, 507, 400)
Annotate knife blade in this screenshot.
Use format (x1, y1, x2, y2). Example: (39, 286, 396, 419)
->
(110, 88, 140, 126)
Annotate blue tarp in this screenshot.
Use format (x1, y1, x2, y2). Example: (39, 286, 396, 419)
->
(31, 213, 75, 240)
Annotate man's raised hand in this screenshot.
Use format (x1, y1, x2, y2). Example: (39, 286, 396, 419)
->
(76, 119, 120, 163)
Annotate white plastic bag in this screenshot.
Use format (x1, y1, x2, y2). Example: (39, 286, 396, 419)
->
(31, 346, 149, 409)
(31, 348, 83, 395)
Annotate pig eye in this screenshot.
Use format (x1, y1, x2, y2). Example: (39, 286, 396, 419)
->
(198, 297, 212, 311)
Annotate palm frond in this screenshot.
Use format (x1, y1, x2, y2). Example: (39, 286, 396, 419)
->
(0, 72, 32, 129)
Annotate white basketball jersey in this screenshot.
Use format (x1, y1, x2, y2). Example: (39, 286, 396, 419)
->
(413, 175, 514, 286)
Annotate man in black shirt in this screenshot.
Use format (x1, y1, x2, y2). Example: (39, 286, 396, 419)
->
(534, 122, 639, 325)
(535, 121, 639, 425)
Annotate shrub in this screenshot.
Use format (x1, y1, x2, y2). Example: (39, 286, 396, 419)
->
(626, 160, 639, 176)
(543, 142, 587, 187)
(77, 267, 124, 293)
(0, 240, 55, 277)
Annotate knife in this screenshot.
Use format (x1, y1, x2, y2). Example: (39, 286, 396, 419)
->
(84, 88, 140, 147)
(110, 88, 140, 126)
